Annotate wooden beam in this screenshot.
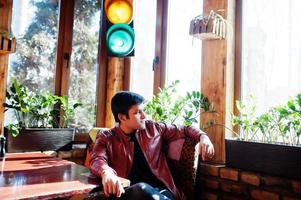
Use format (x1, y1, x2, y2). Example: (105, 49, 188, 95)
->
(105, 57, 124, 128)
(201, 0, 229, 163)
(123, 57, 131, 91)
(54, 0, 74, 96)
(233, 0, 242, 134)
(96, 1, 108, 128)
(0, 0, 12, 136)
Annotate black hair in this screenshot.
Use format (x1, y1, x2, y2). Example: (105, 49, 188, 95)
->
(111, 91, 145, 123)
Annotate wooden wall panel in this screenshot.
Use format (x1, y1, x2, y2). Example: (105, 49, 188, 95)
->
(201, 0, 229, 163)
(0, 0, 12, 135)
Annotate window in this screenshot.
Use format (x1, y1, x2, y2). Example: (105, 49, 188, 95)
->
(241, 0, 301, 115)
(68, 0, 100, 131)
(165, 0, 203, 95)
(6, 0, 100, 132)
(9, 0, 59, 92)
(5, 0, 59, 126)
(130, 0, 156, 101)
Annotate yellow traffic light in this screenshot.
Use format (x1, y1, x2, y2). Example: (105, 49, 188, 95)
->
(105, 0, 133, 24)
(104, 0, 135, 57)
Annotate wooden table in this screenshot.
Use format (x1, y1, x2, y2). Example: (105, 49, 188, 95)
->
(0, 152, 100, 200)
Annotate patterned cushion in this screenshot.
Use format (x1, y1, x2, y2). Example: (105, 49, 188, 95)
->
(167, 137, 199, 200)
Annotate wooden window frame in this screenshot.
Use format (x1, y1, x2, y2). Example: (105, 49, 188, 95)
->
(234, 0, 242, 119)
(55, 0, 75, 97)
(153, 0, 168, 95)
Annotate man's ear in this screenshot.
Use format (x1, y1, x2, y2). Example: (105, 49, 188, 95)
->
(118, 113, 127, 122)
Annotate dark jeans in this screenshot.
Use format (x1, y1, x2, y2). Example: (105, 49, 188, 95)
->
(108, 182, 175, 200)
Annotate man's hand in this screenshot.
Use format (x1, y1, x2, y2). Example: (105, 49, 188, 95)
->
(102, 171, 125, 197)
(198, 134, 215, 160)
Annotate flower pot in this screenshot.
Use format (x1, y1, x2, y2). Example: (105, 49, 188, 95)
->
(4, 128, 75, 153)
(225, 139, 301, 179)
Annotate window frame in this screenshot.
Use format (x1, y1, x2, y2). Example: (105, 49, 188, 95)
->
(153, 0, 168, 95)
(234, 0, 242, 134)
(55, 0, 74, 98)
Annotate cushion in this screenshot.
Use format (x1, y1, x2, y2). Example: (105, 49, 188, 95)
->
(167, 137, 199, 200)
(84, 128, 108, 168)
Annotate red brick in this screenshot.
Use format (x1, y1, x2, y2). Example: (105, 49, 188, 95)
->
(261, 176, 289, 187)
(283, 196, 301, 200)
(220, 182, 247, 195)
(200, 178, 219, 190)
(220, 196, 243, 200)
(241, 172, 260, 186)
(220, 168, 239, 181)
(292, 180, 301, 193)
(250, 189, 280, 200)
(200, 163, 223, 176)
(199, 191, 218, 200)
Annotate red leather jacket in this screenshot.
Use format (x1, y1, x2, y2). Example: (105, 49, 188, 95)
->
(90, 120, 202, 200)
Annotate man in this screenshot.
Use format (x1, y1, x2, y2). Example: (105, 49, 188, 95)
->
(90, 91, 214, 200)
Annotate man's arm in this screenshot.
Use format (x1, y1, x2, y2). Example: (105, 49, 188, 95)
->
(90, 132, 125, 197)
(90, 132, 116, 177)
(156, 122, 214, 160)
(198, 134, 215, 160)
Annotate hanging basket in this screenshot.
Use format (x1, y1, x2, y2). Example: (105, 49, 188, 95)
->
(189, 10, 227, 40)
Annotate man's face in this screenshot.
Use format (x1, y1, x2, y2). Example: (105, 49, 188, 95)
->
(119, 103, 146, 133)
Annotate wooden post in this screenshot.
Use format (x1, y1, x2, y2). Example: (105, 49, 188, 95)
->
(0, 0, 12, 135)
(200, 0, 234, 163)
(105, 57, 125, 128)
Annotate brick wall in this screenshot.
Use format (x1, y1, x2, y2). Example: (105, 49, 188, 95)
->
(197, 163, 301, 200)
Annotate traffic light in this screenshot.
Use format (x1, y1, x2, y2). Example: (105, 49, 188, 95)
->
(104, 0, 135, 57)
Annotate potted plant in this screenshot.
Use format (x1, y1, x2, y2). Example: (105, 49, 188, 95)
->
(3, 79, 82, 153)
(226, 94, 301, 179)
(144, 80, 214, 126)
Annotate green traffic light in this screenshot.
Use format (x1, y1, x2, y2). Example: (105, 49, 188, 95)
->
(106, 23, 135, 56)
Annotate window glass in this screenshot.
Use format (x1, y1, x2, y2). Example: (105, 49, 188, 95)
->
(6, 0, 59, 125)
(241, 0, 301, 114)
(130, 0, 156, 101)
(68, 0, 100, 132)
(165, 0, 203, 96)
(8, 0, 59, 92)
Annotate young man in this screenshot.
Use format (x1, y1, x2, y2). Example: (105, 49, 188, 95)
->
(90, 91, 214, 200)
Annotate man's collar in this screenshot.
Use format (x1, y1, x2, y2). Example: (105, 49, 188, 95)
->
(112, 125, 138, 141)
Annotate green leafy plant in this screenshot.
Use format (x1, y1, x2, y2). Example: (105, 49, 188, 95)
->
(4, 79, 82, 137)
(144, 80, 214, 126)
(232, 94, 301, 146)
